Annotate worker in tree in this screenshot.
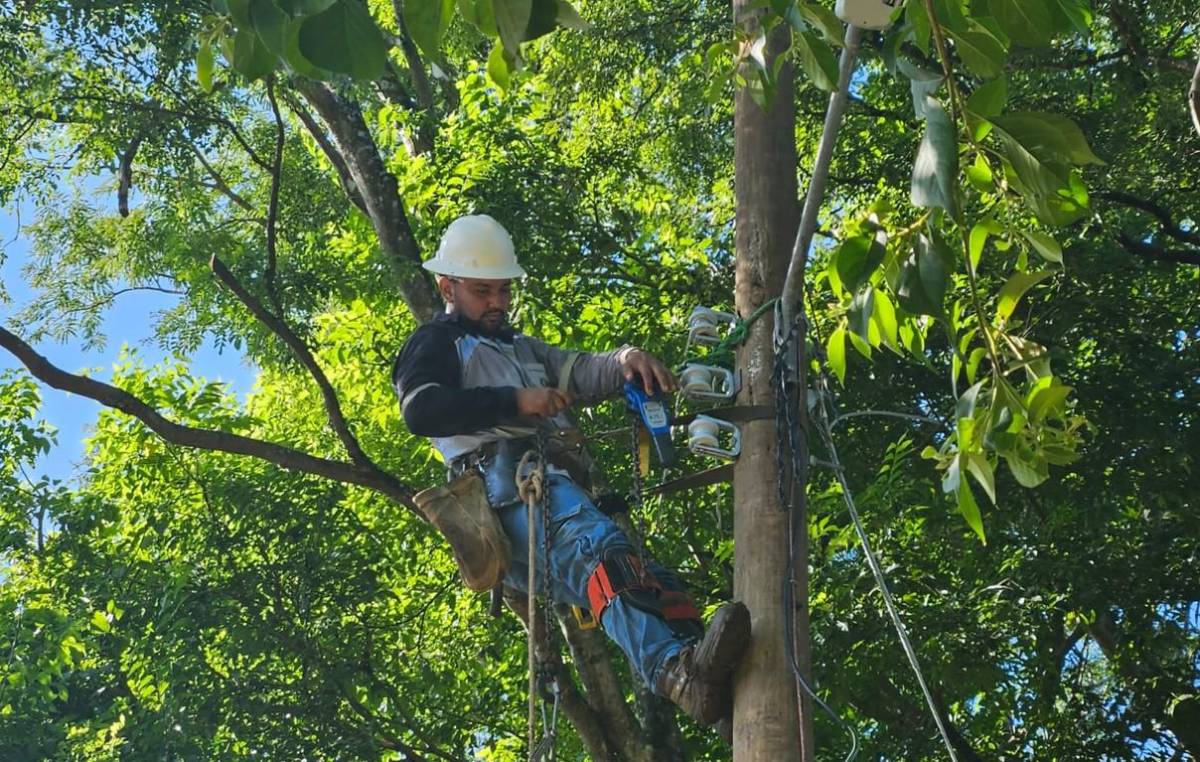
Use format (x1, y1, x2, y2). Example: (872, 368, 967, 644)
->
(392, 214, 749, 733)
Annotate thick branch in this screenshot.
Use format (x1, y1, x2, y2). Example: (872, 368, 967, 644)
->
(209, 256, 375, 471)
(264, 77, 286, 315)
(1116, 232, 1200, 266)
(292, 78, 440, 322)
(1097, 190, 1200, 246)
(501, 591, 633, 761)
(0, 325, 416, 512)
(1190, 51, 1200, 138)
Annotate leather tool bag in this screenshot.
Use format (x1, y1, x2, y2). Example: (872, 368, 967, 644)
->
(413, 470, 512, 592)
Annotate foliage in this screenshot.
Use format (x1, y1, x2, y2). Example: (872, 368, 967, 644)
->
(0, 0, 1197, 759)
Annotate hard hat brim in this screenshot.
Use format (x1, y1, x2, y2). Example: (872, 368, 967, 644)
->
(422, 259, 527, 279)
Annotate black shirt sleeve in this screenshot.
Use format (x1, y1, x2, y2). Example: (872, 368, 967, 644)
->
(391, 323, 519, 437)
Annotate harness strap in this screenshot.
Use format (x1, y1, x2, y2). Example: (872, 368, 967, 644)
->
(585, 552, 662, 624)
(659, 590, 702, 622)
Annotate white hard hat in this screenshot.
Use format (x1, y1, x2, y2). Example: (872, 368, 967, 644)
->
(422, 214, 527, 280)
(835, 0, 902, 30)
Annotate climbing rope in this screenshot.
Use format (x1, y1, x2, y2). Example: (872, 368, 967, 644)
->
(515, 444, 561, 762)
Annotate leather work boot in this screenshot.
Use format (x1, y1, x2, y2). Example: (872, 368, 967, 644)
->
(655, 601, 751, 726)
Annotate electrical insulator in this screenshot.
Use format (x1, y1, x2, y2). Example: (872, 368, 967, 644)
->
(687, 306, 737, 347)
(679, 363, 738, 402)
(835, 0, 905, 30)
(686, 416, 742, 461)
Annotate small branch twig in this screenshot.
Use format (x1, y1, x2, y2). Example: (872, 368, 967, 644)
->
(209, 255, 376, 471)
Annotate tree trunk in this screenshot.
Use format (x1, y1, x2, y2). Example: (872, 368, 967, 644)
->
(731, 4, 809, 760)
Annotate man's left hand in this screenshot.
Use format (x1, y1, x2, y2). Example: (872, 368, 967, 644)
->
(619, 348, 678, 395)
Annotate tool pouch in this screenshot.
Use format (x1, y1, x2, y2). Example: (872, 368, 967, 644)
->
(413, 470, 512, 592)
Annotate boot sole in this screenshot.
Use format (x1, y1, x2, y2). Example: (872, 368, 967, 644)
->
(694, 601, 750, 683)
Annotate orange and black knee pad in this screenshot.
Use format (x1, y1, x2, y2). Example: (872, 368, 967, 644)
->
(586, 546, 663, 625)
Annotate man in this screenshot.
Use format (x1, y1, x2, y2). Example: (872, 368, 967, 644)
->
(392, 214, 749, 732)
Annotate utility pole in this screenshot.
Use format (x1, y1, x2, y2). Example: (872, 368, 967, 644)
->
(730, 2, 812, 759)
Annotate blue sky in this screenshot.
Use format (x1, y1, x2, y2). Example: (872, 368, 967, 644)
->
(1, 194, 257, 485)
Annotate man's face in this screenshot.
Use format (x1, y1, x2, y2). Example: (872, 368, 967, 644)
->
(440, 276, 513, 334)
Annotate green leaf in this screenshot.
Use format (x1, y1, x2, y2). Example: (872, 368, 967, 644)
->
(847, 328, 873, 359)
(91, 611, 111, 633)
(249, 0, 289, 53)
(993, 111, 1104, 166)
(1004, 451, 1048, 487)
(966, 76, 1008, 118)
(969, 216, 1003, 270)
(910, 95, 959, 217)
(197, 42, 215, 92)
(495, 0, 532, 58)
(988, 0, 1053, 46)
(1022, 230, 1063, 264)
(405, 0, 455, 62)
(958, 480, 987, 544)
(458, 0, 498, 36)
(297, 0, 387, 80)
(996, 269, 1053, 324)
(227, 0, 253, 28)
(957, 379, 985, 422)
(966, 153, 995, 193)
(994, 127, 1068, 201)
(1026, 377, 1073, 421)
(1049, 0, 1092, 37)
(555, 0, 589, 29)
(965, 452, 997, 504)
(897, 230, 955, 317)
(834, 230, 887, 292)
(524, 0, 559, 40)
(487, 40, 513, 90)
(224, 27, 276, 80)
(906, 0, 931, 54)
(872, 288, 900, 349)
(948, 24, 1007, 79)
(796, 2, 845, 45)
(827, 327, 847, 384)
(793, 30, 839, 91)
(849, 286, 875, 344)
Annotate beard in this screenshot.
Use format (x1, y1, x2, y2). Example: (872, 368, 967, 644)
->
(459, 310, 509, 337)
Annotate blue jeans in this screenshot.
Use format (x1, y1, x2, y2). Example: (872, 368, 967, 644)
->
(497, 472, 685, 690)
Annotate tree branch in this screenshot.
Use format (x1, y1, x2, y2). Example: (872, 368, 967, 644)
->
(0, 325, 416, 513)
(188, 143, 256, 214)
(1116, 232, 1200, 266)
(291, 78, 440, 322)
(209, 255, 376, 471)
(279, 91, 369, 216)
(265, 77, 286, 316)
(1190, 50, 1200, 138)
(1097, 190, 1200, 246)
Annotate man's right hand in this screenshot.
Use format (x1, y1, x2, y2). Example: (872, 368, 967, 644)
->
(516, 387, 574, 418)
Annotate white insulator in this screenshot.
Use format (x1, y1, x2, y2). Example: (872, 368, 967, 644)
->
(687, 306, 737, 346)
(680, 365, 716, 396)
(835, 0, 904, 30)
(686, 415, 742, 460)
(680, 363, 738, 402)
(688, 418, 721, 450)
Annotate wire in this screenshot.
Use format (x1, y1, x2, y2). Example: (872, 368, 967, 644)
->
(810, 371, 961, 762)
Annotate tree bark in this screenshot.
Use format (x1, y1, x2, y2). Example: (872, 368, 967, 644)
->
(291, 78, 440, 322)
(731, 4, 805, 760)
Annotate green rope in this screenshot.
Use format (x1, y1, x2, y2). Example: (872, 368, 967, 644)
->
(676, 297, 779, 372)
